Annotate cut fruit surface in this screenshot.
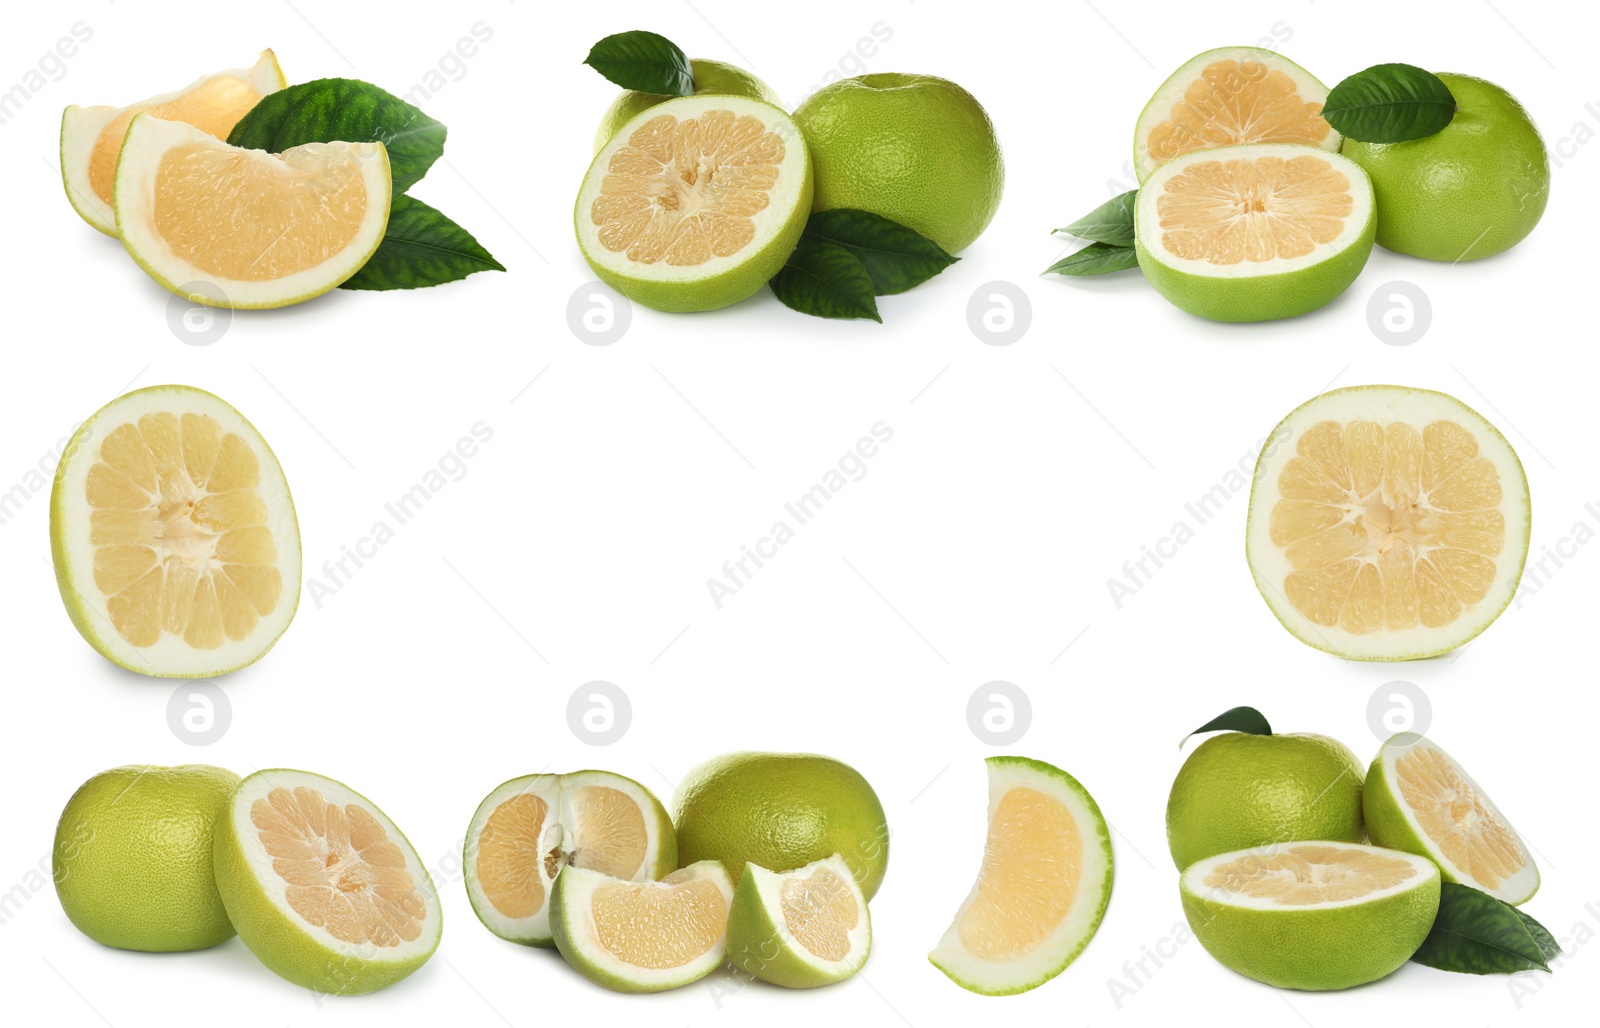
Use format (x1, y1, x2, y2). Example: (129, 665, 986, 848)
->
(114, 114, 390, 309)
(50, 385, 300, 678)
(463, 771, 676, 947)
(1135, 142, 1374, 321)
(550, 860, 735, 993)
(61, 50, 285, 235)
(575, 94, 812, 312)
(726, 855, 871, 988)
(1365, 733, 1537, 904)
(1181, 841, 1440, 990)
(212, 769, 442, 994)
(1134, 46, 1337, 183)
(929, 757, 1113, 996)
(1246, 385, 1530, 660)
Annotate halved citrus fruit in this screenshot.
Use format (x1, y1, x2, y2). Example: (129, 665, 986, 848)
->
(114, 114, 390, 309)
(1181, 841, 1440, 990)
(726, 854, 871, 988)
(549, 860, 735, 993)
(213, 769, 442, 994)
(50, 385, 300, 678)
(1246, 386, 1530, 660)
(929, 757, 1114, 996)
(1365, 733, 1538, 904)
(463, 771, 676, 947)
(61, 50, 285, 236)
(575, 94, 813, 312)
(593, 58, 783, 155)
(1134, 46, 1337, 183)
(1135, 142, 1375, 321)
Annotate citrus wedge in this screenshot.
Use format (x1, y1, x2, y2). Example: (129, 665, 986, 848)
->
(50, 385, 300, 678)
(1365, 733, 1538, 904)
(575, 94, 812, 312)
(114, 114, 390, 309)
(61, 50, 285, 236)
(549, 860, 735, 993)
(1135, 142, 1375, 321)
(1246, 386, 1530, 660)
(1134, 46, 1337, 182)
(726, 855, 871, 988)
(929, 757, 1114, 996)
(1181, 841, 1440, 990)
(212, 769, 442, 995)
(463, 771, 676, 947)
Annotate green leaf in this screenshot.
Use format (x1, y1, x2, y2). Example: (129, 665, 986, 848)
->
(1514, 907, 1563, 963)
(801, 209, 957, 295)
(1411, 883, 1553, 975)
(1043, 242, 1140, 277)
(340, 195, 504, 291)
(1181, 707, 1271, 747)
(583, 31, 694, 96)
(1054, 190, 1137, 247)
(228, 78, 447, 195)
(1323, 64, 1456, 143)
(770, 240, 880, 321)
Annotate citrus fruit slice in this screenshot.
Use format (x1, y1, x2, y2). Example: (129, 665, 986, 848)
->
(54, 764, 241, 952)
(726, 854, 871, 988)
(1181, 841, 1440, 990)
(50, 385, 301, 678)
(463, 770, 676, 947)
(1246, 385, 1530, 660)
(593, 58, 783, 155)
(929, 757, 1114, 996)
(1134, 142, 1375, 321)
(213, 769, 442, 994)
(575, 94, 812, 312)
(61, 50, 285, 236)
(1134, 46, 1338, 182)
(114, 114, 390, 309)
(1365, 733, 1538, 904)
(549, 860, 735, 993)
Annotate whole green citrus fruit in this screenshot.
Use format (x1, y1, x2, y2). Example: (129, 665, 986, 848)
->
(592, 58, 782, 154)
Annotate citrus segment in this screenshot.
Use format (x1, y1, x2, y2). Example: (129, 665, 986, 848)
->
(726, 855, 871, 988)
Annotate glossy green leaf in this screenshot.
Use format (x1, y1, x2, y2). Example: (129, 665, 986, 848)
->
(1043, 242, 1140, 277)
(1323, 64, 1456, 143)
(583, 30, 694, 96)
(770, 240, 881, 321)
(802, 208, 957, 295)
(1055, 190, 1137, 247)
(1411, 883, 1554, 975)
(1181, 706, 1272, 747)
(340, 195, 504, 291)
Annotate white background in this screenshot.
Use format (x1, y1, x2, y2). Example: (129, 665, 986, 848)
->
(2, 0, 1596, 1024)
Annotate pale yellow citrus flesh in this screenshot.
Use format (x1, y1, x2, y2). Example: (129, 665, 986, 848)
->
(569, 786, 649, 878)
(90, 76, 266, 207)
(591, 868, 728, 969)
(1157, 154, 1352, 265)
(780, 866, 859, 962)
(1270, 419, 1504, 634)
(1147, 59, 1331, 167)
(956, 787, 1081, 961)
(474, 786, 648, 920)
(251, 786, 427, 947)
(1204, 843, 1420, 905)
(591, 109, 785, 266)
(1394, 747, 1526, 891)
(87, 413, 282, 649)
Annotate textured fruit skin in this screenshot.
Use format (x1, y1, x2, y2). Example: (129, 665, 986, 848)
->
(592, 59, 782, 154)
(793, 73, 1003, 253)
(1341, 74, 1549, 262)
(726, 859, 870, 988)
(674, 752, 889, 900)
(53, 765, 241, 952)
(1166, 733, 1364, 870)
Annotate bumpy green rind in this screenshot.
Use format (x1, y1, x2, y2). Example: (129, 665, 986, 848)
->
(592, 59, 783, 155)
(726, 862, 870, 988)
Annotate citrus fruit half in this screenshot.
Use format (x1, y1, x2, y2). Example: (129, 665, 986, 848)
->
(1246, 385, 1530, 660)
(726, 854, 871, 988)
(53, 764, 241, 952)
(1134, 142, 1375, 321)
(1365, 733, 1538, 904)
(549, 860, 735, 993)
(61, 50, 285, 236)
(212, 769, 442, 994)
(50, 385, 300, 678)
(929, 757, 1114, 996)
(592, 58, 783, 155)
(575, 94, 812, 312)
(1180, 841, 1440, 990)
(1134, 46, 1338, 182)
(114, 114, 391, 309)
(463, 770, 676, 947)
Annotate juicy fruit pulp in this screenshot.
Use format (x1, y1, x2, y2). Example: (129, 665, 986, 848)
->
(592, 58, 783, 155)
(1247, 386, 1530, 660)
(726, 855, 871, 988)
(1181, 841, 1440, 990)
(929, 757, 1114, 996)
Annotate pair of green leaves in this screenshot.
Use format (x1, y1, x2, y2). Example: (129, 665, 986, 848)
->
(770, 210, 958, 321)
(227, 79, 503, 291)
(1046, 190, 1141, 277)
(1324, 64, 1458, 143)
(583, 30, 694, 95)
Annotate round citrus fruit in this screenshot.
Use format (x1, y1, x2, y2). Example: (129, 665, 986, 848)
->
(1341, 74, 1549, 261)
(1245, 385, 1530, 660)
(1166, 730, 1364, 870)
(673, 751, 889, 900)
(1135, 142, 1375, 321)
(53, 764, 241, 951)
(726, 854, 871, 988)
(592, 58, 782, 154)
(792, 73, 1003, 253)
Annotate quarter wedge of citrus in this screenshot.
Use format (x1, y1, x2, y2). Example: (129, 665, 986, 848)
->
(726, 854, 871, 988)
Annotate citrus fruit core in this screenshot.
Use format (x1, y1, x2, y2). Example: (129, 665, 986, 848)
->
(1202, 842, 1420, 905)
(959, 786, 1080, 960)
(1156, 152, 1353, 264)
(591, 869, 729, 969)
